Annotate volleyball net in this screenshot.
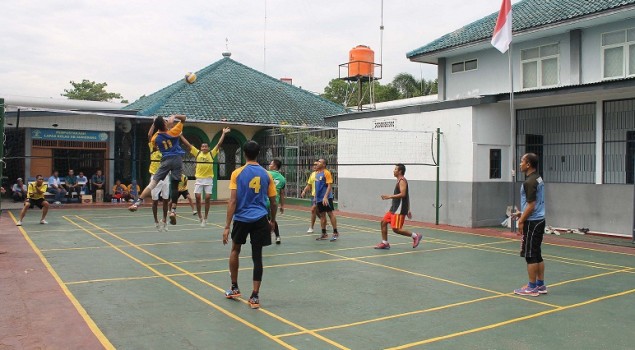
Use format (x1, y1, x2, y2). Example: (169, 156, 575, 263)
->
(1, 105, 441, 201)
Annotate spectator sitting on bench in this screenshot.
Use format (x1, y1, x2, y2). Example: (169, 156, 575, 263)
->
(91, 169, 105, 200)
(76, 171, 88, 194)
(12, 178, 27, 202)
(127, 181, 140, 202)
(112, 180, 129, 202)
(64, 169, 81, 200)
(48, 170, 67, 204)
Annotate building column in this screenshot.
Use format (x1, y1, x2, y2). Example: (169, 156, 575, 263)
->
(437, 58, 446, 101)
(25, 128, 32, 179)
(595, 101, 603, 184)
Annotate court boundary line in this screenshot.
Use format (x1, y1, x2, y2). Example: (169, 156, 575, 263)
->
(387, 287, 635, 349)
(7, 211, 115, 350)
(71, 215, 350, 350)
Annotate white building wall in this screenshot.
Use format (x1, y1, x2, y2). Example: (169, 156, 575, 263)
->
(5, 115, 115, 132)
(472, 103, 513, 182)
(338, 107, 475, 183)
(445, 32, 571, 99)
(580, 18, 635, 83)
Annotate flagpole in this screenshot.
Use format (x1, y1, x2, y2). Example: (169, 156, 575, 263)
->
(509, 43, 516, 233)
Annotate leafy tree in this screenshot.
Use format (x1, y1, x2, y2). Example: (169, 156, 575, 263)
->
(321, 79, 349, 105)
(392, 73, 422, 98)
(62, 79, 124, 101)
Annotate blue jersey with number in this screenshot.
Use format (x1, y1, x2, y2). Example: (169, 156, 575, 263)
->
(230, 163, 277, 223)
(151, 122, 185, 157)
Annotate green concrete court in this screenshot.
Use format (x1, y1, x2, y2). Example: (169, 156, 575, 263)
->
(6, 205, 635, 349)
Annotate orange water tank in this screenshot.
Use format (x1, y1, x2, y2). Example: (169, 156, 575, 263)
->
(348, 45, 375, 78)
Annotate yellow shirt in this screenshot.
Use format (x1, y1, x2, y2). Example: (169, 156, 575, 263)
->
(127, 184, 140, 193)
(178, 175, 188, 192)
(190, 146, 218, 179)
(148, 142, 162, 175)
(27, 182, 48, 200)
(307, 171, 316, 196)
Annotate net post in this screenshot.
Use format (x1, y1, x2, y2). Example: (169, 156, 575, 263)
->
(632, 157, 635, 244)
(435, 128, 441, 225)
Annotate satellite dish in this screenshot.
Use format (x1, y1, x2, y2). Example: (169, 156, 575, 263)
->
(118, 119, 132, 133)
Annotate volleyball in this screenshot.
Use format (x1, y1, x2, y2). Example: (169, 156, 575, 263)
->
(185, 72, 197, 84)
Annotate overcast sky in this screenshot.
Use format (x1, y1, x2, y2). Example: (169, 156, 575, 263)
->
(0, 0, 512, 103)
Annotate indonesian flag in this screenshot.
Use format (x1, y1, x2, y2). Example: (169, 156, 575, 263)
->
(491, 0, 512, 53)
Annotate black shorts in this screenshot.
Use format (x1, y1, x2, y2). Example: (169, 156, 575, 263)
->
(179, 190, 190, 199)
(28, 198, 45, 209)
(520, 219, 545, 258)
(316, 198, 334, 213)
(231, 216, 271, 246)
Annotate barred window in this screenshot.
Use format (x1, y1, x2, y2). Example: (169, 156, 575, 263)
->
(603, 99, 635, 184)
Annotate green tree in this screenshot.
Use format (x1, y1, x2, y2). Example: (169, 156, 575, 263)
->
(321, 79, 349, 105)
(392, 73, 422, 98)
(62, 79, 123, 101)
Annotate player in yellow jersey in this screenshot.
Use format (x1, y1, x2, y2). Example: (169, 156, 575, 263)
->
(16, 175, 50, 226)
(300, 161, 320, 233)
(180, 127, 230, 226)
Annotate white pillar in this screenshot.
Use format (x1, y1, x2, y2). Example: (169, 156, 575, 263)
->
(595, 101, 603, 184)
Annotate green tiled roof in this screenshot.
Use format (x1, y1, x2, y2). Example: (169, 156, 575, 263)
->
(407, 0, 635, 58)
(125, 57, 344, 127)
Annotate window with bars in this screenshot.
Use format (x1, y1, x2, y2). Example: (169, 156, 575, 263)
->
(489, 149, 501, 179)
(521, 44, 559, 89)
(601, 28, 635, 79)
(603, 99, 635, 184)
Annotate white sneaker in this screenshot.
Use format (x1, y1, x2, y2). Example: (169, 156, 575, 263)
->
(200, 219, 205, 227)
(155, 222, 162, 232)
(276, 236, 281, 244)
(192, 211, 198, 216)
(161, 220, 168, 232)
(54, 201, 61, 205)
(40, 219, 48, 224)
(16, 220, 22, 226)
(307, 227, 314, 233)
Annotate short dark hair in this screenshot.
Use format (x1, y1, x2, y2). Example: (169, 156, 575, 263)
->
(396, 163, 406, 175)
(524, 153, 539, 169)
(243, 140, 261, 160)
(36, 175, 43, 180)
(319, 158, 327, 166)
(153, 116, 167, 132)
(272, 159, 282, 169)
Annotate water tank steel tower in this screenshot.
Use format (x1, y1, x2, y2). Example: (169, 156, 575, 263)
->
(339, 45, 382, 110)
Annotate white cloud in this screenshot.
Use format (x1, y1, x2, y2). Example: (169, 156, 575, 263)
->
(0, 0, 509, 102)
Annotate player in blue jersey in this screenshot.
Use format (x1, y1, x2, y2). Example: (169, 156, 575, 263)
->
(512, 153, 547, 297)
(223, 141, 277, 309)
(129, 115, 186, 225)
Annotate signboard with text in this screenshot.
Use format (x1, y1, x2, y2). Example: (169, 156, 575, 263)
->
(31, 128, 109, 142)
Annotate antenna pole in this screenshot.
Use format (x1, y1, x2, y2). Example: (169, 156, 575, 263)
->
(380, 0, 384, 66)
(264, 0, 267, 72)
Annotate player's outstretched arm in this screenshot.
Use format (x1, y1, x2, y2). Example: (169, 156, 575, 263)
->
(179, 135, 192, 151)
(213, 127, 231, 153)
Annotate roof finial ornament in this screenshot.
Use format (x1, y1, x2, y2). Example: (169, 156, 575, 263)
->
(222, 38, 231, 58)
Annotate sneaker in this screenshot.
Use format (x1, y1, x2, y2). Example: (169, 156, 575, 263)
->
(155, 222, 162, 232)
(128, 204, 139, 212)
(15, 220, 22, 226)
(54, 201, 61, 205)
(225, 286, 241, 299)
(307, 227, 314, 233)
(169, 212, 177, 225)
(40, 219, 48, 224)
(200, 219, 205, 228)
(192, 211, 198, 216)
(412, 233, 423, 248)
(374, 242, 390, 249)
(536, 285, 548, 294)
(513, 285, 539, 297)
(161, 220, 168, 232)
(315, 233, 329, 240)
(275, 236, 281, 244)
(330, 233, 339, 242)
(248, 296, 260, 309)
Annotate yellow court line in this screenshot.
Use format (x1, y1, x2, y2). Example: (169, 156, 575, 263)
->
(277, 294, 507, 338)
(63, 216, 299, 350)
(330, 212, 635, 257)
(7, 212, 115, 350)
(41, 245, 111, 252)
(73, 215, 350, 350)
(388, 287, 635, 349)
(320, 251, 561, 309)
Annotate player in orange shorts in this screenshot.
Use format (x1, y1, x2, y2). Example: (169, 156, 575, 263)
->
(375, 164, 422, 250)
